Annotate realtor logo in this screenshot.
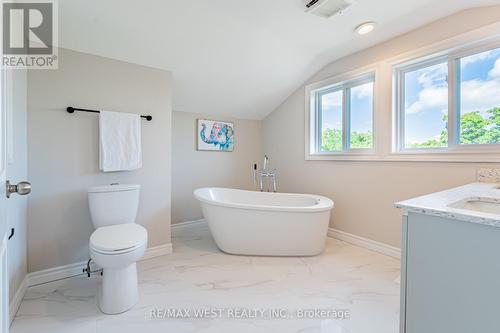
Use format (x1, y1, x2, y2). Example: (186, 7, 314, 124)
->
(2, 0, 58, 69)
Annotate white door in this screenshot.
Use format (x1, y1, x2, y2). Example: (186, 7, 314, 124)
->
(0, 63, 9, 333)
(0, 67, 30, 332)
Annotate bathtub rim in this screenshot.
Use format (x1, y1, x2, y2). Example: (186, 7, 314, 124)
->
(193, 187, 334, 213)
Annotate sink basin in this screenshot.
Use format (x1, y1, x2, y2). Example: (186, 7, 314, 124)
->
(448, 197, 500, 215)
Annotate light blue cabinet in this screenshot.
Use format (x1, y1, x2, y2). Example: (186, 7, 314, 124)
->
(400, 212, 500, 333)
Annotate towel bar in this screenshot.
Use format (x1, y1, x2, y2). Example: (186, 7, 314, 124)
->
(67, 107, 152, 121)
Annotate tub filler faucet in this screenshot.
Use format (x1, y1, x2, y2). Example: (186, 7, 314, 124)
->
(263, 155, 269, 172)
(254, 155, 277, 192)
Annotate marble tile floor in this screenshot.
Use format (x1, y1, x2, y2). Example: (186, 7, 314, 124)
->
(11, 222, 400, 333)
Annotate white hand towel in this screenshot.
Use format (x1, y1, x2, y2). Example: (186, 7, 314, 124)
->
(99, 111, 142, 172)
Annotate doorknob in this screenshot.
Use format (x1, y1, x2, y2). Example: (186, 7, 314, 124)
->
(6, 180, 31, 198)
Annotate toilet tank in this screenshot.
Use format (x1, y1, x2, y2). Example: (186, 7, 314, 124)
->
(88, 184, 141, 228)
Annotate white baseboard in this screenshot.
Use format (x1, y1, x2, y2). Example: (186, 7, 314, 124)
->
(171, 219, 205, 228)
(26, 243, 173, 288)
(27, 260, 99, 287)
(328, 228, 401, 259)
(141, 243, 173, 261)
(9, 275, 27, 325)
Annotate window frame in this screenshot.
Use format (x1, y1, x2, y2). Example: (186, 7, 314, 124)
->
(393, 40, 500, 155)
(308, 71, 376, 157)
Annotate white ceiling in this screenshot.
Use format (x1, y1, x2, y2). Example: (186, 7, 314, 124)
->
(59, 0, 500, 119)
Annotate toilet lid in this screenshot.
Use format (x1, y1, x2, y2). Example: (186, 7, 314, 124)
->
(90, 224, 147, 253)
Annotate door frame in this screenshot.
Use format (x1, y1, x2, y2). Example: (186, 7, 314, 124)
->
(0, 234, 8, 333)
(0, 52, 11, 333)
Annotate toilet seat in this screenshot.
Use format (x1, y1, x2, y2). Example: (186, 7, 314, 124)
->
(90, 224, 147, 255)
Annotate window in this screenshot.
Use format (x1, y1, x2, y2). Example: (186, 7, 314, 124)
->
(458, 47, 500, 145)
(311, 74, 374, 154)
(350, 81, 374, 149)
(395, 44, 500, 151)
(401, 61, 448, 149)
(319, 89, 343, 152)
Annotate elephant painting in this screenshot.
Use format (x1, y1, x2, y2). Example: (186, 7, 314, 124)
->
(197, 119, 234, 151)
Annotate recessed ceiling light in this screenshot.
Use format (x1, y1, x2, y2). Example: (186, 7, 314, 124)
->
(355, 22, 376, 35)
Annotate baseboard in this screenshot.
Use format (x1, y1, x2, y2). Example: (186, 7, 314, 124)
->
(171, 219, 205, 228)
(27, 243, 173, 287)
(9, 275, 28, 325)
(27, 259, 100, 287)
(141, 243, 173, 261)
(328, 228, 401, 259)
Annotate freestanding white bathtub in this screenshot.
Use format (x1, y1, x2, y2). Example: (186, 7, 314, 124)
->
(194, 188, 334, 256)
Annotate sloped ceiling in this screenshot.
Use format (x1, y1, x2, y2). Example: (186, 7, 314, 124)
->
(59, 0, 500, 119)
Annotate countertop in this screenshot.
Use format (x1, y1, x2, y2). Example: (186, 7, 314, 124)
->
(395, 182, 500, 227)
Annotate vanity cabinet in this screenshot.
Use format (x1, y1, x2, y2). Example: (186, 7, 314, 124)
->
(400, 212, 500, 333)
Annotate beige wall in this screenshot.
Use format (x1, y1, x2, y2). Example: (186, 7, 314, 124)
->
(172, 111, 262, 224)
(263, 7, 500, 248)
(8, 70, 28, 302)
(27, 48, 172, 272)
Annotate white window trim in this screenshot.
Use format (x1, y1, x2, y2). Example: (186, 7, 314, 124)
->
(305, 67, 378, 160)
(393, 39, 500, 156)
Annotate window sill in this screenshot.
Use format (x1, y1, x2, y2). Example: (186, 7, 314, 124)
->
(306, 151, 500, 162)
(306, 152, 380, 161)
(385, 151, 500, 163)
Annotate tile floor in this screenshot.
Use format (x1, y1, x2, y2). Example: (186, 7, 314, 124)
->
(11, 222, 400, 333)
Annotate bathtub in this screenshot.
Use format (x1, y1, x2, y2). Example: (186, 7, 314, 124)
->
(193, 188, 334, 256)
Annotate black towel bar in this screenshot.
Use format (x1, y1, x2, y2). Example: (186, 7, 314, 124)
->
(66, 107, 152, 121)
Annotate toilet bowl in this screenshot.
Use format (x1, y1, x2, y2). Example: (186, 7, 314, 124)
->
(88, 184, 147, 314)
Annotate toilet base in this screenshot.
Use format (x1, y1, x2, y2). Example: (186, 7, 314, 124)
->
(98, 262, 139, 314)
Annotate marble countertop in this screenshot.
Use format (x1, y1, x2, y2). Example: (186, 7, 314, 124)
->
(395, 182, 500, 228)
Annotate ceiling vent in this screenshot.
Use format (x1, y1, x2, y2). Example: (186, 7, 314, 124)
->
(305, 0, 353, 18)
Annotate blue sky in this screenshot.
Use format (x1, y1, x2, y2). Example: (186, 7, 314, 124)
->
(321, 81, 373, 135)
(404, 62, 448, 145)
(404, 47, 500, 144)
(320, 47, 500, 145)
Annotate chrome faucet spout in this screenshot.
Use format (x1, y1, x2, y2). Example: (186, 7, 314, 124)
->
(263, 155, 269, 172)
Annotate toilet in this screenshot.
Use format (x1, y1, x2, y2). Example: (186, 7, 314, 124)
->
(88, 183, 147, 314)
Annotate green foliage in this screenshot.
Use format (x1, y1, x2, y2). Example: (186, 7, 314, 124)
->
(460, 111, 491, 144)
(409, 107, 500, 148)
(321, 128, 342, 151)
(475, 107, 500, 144)
(321, 129, 373, 151)
(408, 138, 447, 148)
(350, 131, 373, 149)
(322, 107, 500, 150)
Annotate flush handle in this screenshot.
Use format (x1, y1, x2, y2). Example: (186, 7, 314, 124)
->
(6, 180, 31, 198)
